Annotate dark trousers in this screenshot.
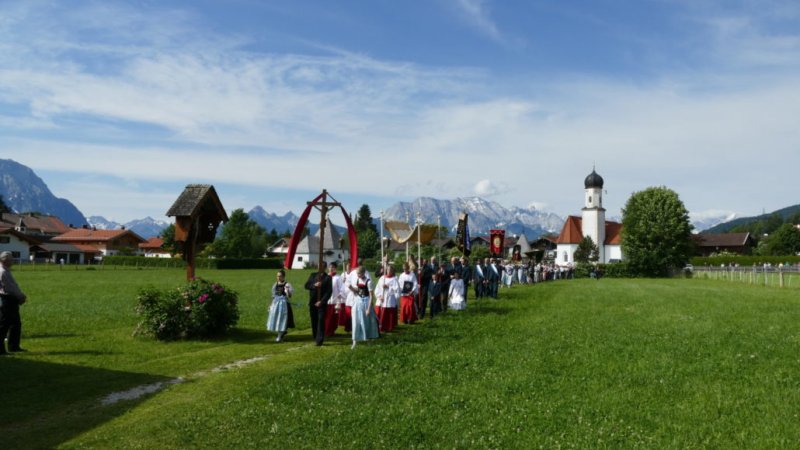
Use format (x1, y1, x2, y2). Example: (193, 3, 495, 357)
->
(0, 298, 21, 352)
(429, 296, 442, 318)
(309, 303, 326, 345)
(417, 285, 429, 319)
(475, 280, 483, 299)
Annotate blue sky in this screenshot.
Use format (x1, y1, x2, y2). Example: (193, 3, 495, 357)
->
(1, 0, 798, 224)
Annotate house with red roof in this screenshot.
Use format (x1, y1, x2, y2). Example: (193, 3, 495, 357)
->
(555, 169, 623, 265)
(52, 227, 146, 256)
(139, 237, 172, 258)
(0, 227, 41, 262)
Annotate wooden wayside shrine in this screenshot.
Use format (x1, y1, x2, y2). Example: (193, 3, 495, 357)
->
(166, 184, 228, 280)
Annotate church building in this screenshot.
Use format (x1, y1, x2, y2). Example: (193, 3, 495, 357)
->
(555, 169, 623, 265)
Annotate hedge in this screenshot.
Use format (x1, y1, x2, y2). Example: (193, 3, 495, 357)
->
(690, 255, 800, 267)
(103, 256, 284, 269)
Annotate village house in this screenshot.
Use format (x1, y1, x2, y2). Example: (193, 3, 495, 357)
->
(0, 227, 40, 262)
(692, 232, 756, 256)
(139, 237, 172, 258)
(290, 224, 349, 270)
(0, 212, 70, 239)
(51, 227, 146, 256)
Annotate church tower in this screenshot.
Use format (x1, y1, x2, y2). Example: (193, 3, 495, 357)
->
(581, 168, 606, 262)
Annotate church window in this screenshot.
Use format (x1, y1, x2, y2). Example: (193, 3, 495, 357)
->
(588, 196, 592, 204)
(563, 251, 568, 262)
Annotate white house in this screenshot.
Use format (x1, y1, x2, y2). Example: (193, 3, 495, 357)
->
(555, 169, 623, 265)
(290, 224, 350, 270)
(0, 227, 39, 262)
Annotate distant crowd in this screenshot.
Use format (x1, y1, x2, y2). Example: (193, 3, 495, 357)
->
(264, 254, 576, 348)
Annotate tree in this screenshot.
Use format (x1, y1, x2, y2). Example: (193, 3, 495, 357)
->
(355, 204, 377, 234)
(159, 224, 182, 257)
(760, 223, 800, 256)
(357, 227, 380, 259)
(213, 209, 268, 258)
(573, 236, 599, 264)
(0, 195, 10, 214)
(621, 186, 694, 277)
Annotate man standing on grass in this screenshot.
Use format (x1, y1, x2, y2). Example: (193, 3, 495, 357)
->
(0, 251, 27, 355)
(305, 268, 332, 346)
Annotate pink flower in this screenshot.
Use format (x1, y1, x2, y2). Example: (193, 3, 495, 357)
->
(198, 293, 209, 304)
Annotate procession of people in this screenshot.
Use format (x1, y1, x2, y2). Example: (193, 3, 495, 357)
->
(263, 252, 566, 348)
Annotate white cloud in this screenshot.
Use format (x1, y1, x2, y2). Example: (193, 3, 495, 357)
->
(0, 1, 799, 221)
(473, 179, 509, 197)
(453, 0, 504, 42)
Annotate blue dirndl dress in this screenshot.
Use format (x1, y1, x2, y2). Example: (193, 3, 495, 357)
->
(266, 282, 295, 332)
(351, 280, 379, 341)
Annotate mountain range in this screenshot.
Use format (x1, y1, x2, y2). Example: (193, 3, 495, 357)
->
(87, 216, 171, 239)
(703, 204, 800, 234)
(384, 197, 565, 238)
(0, 158, 762, 239)
(0, 159, 87, 227)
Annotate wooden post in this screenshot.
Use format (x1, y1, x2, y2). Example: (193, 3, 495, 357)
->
(307, 189, 341, 305)
(779, 266, 784, 288)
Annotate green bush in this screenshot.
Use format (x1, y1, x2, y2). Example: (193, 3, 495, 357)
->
(135, 278, 239, 340)
(104, 256, 284, 270)
(598, 262, 632, 278)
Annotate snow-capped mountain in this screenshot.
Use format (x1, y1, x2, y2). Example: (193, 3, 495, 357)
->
(690, 211, 738, 233)
(384, 197, 564, 239)
(88, 216, 169, 239)
(87, 216, 122, 230)
(125, 217, 170, 238)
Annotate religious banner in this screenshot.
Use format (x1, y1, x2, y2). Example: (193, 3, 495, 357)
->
(455, 213, 471, 256)
(489, 229, 505, 256)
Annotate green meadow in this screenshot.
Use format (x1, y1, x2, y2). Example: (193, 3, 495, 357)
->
(3, 268, 800, 449)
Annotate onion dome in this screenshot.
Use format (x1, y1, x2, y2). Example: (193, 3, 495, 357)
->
(584, 169, 604, 189)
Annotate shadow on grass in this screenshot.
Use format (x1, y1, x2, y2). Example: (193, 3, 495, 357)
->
(0, 357, 173, 449)
(25, 332, 85, 339)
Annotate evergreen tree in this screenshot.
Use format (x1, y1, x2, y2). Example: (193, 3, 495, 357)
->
(574, 236, 599, 264)
(355, 204, 377, 233)
(213, 209, 268, 258)
(621, 186, 694, 277)
(159, 224, 182, 257)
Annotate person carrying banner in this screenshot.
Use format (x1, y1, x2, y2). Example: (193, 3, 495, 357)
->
(398, 262, 418, 324)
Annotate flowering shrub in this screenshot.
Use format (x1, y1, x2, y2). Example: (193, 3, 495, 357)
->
(135, 278, 239, 340)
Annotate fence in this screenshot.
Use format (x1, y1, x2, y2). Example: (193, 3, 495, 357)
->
(692, 265, 800, 289)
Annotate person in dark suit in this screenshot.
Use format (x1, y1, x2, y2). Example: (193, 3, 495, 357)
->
(0, 251, 27, 355)
(460, 256, 472, 304)
(305, 269, 332, 346)
(418, 258, 433, 319)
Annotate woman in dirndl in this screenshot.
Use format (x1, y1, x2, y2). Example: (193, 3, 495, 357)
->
(349, 266, 379, 349)
(266, 269, 295, 342)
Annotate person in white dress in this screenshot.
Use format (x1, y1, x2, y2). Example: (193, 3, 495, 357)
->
(348, 266, 379, 349)
(448, 270, 466, 311)
(374, 264, 400, 332)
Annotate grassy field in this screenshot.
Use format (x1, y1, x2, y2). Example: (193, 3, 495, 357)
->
(3, 269, 800, 448)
